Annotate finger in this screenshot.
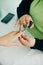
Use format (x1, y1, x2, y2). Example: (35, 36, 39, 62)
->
(22, 20, 26, 26)
(25, 16, 33, 26)
(14, 31, 25, 38)
(13, 31, 19, 34)
(19, 24, 23, 31)
(30, 23, 34, 29)
(21, 34, 30, 41)
(8, 42, 19, 46)
(26, 15, 33, 22)
(18, 36, 28, 46)
(4, 31, 15, 37)
(12, 31, 25, 39)
(15, 19, 20, 26)
(10, 31, 19, 36)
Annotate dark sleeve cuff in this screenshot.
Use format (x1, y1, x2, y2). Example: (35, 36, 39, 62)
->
(17, 7, 29, 19)
(17, 0, 33, 19)
(31, 38, 43, 51)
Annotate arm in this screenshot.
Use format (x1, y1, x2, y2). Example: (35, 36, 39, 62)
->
(17, 0, 43, 51)
(18, 34, 43, 51)
(17, 0, 33, 18)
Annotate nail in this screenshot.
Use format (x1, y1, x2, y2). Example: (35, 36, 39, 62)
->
(28, 21, 33, 28)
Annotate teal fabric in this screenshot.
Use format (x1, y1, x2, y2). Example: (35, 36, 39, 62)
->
(28, 0, 43, 39)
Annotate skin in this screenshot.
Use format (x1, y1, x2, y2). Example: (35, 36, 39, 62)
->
(0, 14, 35, 47)
(0, 31, 24, 46)
(16, 14, 36, 47)
(18, 34, 35, 47)
(16, 14, 34, 29)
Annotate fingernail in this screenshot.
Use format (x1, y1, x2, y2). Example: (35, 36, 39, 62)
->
(28, 21, 33, 28)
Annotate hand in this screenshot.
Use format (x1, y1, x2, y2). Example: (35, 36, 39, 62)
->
(16, 14, 34, 31)
(18, 34, 36, 47)
(0, 31, 24, 46)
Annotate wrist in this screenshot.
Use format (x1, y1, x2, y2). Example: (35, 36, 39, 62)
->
(31, 38, 40, 49)
(31, 38, 36, 47)
(33, 38, 36, 47)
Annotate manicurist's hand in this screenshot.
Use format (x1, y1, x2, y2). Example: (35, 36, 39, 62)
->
(18, 34, 36, 47)
(0, 31, 24, 46)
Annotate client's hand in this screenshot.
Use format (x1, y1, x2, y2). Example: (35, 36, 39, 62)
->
(16, 14, 34, 30)
(0, 31, 24, 46)
(18, 34, 35, 47)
